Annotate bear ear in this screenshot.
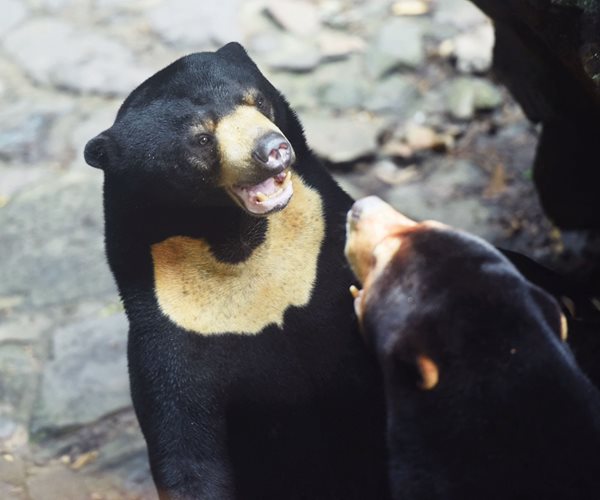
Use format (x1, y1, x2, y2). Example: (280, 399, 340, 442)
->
(84, 131, 113, 170)
(415, 355, 439, 390)
(217, 42, 251, 62)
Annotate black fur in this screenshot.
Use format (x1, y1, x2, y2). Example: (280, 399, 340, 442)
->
(361, 226, 600, 500)
(86, 43, 388, 499)
(500, 248, 600, 388)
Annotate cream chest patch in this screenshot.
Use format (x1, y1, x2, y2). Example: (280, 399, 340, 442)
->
(151, 178, 325, 335)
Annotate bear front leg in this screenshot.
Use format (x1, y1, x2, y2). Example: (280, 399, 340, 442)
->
(145, 408, 236, 500)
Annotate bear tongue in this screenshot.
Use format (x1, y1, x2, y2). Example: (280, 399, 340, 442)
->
(248, 176, 278, 198)
(230, 171, 293, 215)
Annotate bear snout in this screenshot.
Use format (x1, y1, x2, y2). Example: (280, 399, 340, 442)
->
(252, 132, 295, 174)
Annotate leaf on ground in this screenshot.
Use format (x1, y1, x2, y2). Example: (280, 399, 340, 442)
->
(70, 450, 99, 471)
(483, 163, 507, 198)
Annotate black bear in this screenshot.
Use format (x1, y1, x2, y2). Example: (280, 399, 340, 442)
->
(84, 43, 388, 499)
(345, 196, 600, 500)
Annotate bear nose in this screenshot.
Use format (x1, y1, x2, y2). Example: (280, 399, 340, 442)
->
(253, 132, 295, 172)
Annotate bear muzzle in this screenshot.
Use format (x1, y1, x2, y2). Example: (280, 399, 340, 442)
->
(229, 167, 293, 216)
(217, 106, 296, 216)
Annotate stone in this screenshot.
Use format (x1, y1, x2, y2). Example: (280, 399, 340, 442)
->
(385, 159, 495, 238)
(317, 30, 366, 60)
(374, 162, 421, 185)
(0, 101, 71, 164)
(333, 174, 371, 201)
(0, 345, 39, 423)
(0, 0, 26, 37)
(3, 19, 151, 96)
(446, 78, 476, 119)
(263, 72, 319, 110)
(0, 453, 26, 500)
(404, 124, 443, 151)
(240, 0, 277, 40)
(318, 79, 365, 110)
(391, 0, 431, 16)
(0, 164, 49, 199)
(434, 0, 489, 31)
(264, 35, 321, 72)
(0, 173, 118, 308)
(366, 17, 425, 77)
(308, 54, 365, 86)
(446, 77, 503, 119)
(301, 113, 382, 163)
(472, 79, 504, 110)
(147, 0, 241, 49)
(265, 0, 320, 37)
(0, 417, 28, 452)
(246, 31, 282, 56)
(364, 75, 420, 116)
(38, 0, 76, 11)
(88, 427, 155, 497)
(333, 167, 389, 201)
(26, 464, 92, 500)
(453, 23, 495, 73)
(0, 453, 25, 485)
(31, 312, 129, 434)
(0, 109, 50, 163)
(0, 483, 26, 500)
(0, 314, 52, 344)
(321, 1, 389, 30)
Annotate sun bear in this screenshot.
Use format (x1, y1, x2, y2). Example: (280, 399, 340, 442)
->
(345, 196, 600, 500)
(84, 43, 389, 499)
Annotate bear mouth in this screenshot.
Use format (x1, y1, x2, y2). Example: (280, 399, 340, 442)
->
(229, 169, 293, 216)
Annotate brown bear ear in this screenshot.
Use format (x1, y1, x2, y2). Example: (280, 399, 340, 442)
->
(84, 131, 113, 170)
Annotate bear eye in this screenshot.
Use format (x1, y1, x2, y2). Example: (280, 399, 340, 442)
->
(256, 96, 265, 108)
(196, 134, 212, 147)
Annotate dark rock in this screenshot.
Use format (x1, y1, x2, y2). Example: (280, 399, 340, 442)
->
(31, 311, 129, 434)
(385, 159, 496, 238)
(0, 345, 39, 423)
(0, 102, 70, 164)
(0, 173, 117, 308)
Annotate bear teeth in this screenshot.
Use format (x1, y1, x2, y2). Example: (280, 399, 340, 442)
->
(252, 171, 291, 204)
(275, 170, 289, 184)
(229, 169, 293, 215)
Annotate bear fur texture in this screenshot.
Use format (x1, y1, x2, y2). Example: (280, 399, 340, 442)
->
(345, 196, 600, 500)
(85, 43, 388, 499)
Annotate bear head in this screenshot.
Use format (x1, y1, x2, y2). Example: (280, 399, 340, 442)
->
(84, 42, 307, 216)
